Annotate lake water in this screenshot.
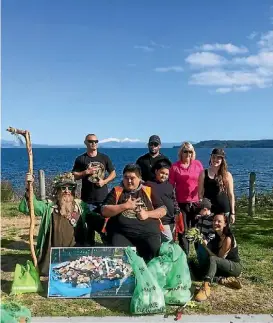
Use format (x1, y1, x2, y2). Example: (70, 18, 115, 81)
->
(1, 148, 273, 196)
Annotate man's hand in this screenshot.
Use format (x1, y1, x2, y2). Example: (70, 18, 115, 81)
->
(124, 196, 141, 210)
(136, 208, 149, 221)
(96, 179, 105, 187)
(85, 167, 97, 176)
(26, 173, 34, 185)
(230, 213, 236, 224)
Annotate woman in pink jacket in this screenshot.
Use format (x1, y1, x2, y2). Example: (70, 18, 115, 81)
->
(169, 142, 203, 255)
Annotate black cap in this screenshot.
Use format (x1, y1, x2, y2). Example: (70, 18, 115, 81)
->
(148, 135, 161, 145)
(211, 148, 225, 158)
(198, 198, 212, 210)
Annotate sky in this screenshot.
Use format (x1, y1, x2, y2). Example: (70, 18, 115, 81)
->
(2, 0, 273, 145)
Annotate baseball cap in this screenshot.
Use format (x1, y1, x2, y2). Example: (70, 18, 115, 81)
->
(148, 135, 161, 145)
(198, 198, 212, 210)
(211, 148, 225, 158)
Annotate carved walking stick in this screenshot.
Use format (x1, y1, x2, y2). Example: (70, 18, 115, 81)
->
(6, 127, 37, 268)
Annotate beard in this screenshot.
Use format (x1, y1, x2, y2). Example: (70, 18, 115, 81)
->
(58, 193, 75, 218)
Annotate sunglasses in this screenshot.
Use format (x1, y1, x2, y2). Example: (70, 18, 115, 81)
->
(87, 140, 98, 144)
(183, 150, 193, 154)
(60, 186, 75, 192)
(149, 142, 159, 147)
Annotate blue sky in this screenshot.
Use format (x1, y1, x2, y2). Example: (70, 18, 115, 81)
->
(2, 0, 273, 145)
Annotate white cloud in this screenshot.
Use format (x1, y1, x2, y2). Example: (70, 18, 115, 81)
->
(185, 52, 227, 67)
(199, 43, 248, 54)
(233, 51, 273, 68)
(154, 66, 183, 72)
(134, 45, 154, 52)
(189, 70, 271, 88)
(248, 32, 258, 40)
(150, 40, 169, 49)
(215, 87, 232, 94)
(186, 27, 273, 93)
(258, 30, 273, 51)
(234, 86, 251, 92)
(215, 86, 251, 94)
(134, 41, 169, 53)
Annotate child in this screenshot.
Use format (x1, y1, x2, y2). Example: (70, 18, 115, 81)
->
(196, 198, 214, 242)
(145, 159, 180, 242)
(195, 198, 214, 268)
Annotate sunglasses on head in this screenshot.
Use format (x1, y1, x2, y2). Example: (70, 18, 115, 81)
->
(87, 140, 98, 144)
(60, 186, 75, 192)
(183, 150, 193, 154)
(149, 142, 159, 147)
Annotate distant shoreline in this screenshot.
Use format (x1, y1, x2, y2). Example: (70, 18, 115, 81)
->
(2, 139, 273, 149)
(174, 139, 273, 149)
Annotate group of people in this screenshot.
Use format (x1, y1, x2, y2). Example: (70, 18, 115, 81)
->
(19, 133, 242, 302)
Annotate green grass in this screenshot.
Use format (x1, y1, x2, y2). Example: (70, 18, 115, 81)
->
(1, 202, 273, 317)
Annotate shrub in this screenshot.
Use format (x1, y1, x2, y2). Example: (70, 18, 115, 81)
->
(1, 181, 15, 202)
(236, 191, 273, 210)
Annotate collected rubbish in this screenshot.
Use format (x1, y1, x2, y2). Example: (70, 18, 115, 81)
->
(148, 242, 192, 306)
(1, 301, 31, 323)
(11, 260, 43, 295)
(125, 246, 165, 315)
(51, 255, 132, 288)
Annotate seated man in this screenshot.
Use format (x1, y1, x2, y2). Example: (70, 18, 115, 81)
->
(101, 163, 167, 262)
(19, 172, 92, 276)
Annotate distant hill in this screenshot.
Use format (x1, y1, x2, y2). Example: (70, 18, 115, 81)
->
(172, 140, 273, 148)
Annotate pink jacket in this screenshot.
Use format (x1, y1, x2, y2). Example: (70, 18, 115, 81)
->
(169, 160, 203, 203)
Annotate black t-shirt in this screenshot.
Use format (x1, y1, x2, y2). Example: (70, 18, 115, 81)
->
(72, 152, 115, 204)
(208, 233, 240, 263)
(145, 180, 179, 225)
(103, 186, 164, 236)
(204, 169, 230, 214)
(136, 153, 172, 182)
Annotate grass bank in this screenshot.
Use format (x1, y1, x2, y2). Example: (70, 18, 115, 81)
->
(1, 201, 273, 317)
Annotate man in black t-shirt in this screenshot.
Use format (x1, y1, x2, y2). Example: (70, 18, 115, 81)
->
(101, 163, 167, 261)
(72, 133, 116, 245)
(136, 135, 171, 182)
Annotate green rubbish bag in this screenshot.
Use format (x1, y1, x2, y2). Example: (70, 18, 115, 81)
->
(164, 286, 192, 305)
(1, 302, 31, 323)
(11, 260, 43, 295)
(165, 243, 191, 290)
(125, 247, 165, 315)
(147, 254, 173, 289)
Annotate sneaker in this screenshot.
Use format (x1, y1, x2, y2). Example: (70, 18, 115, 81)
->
(195, 282, 211, 302)
(219, 276, 242, 289)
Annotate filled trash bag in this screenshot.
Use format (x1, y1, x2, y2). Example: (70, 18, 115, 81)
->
(165, 244, 191, 290)
(125, 246, 165, 315)
(1, 302, 31, 323)
(164, 286, 192, 305)
(148, 242, 192, 305)
(11, 260, 43, 295)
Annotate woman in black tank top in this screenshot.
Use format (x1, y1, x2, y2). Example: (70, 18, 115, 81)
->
(198, 148, 236, 224)
(195, 213, 242, 302)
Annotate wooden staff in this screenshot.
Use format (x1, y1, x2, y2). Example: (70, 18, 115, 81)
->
(6, 126, 37, 267)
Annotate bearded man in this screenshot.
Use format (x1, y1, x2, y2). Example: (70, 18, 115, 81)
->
(19, 172, 91, 276)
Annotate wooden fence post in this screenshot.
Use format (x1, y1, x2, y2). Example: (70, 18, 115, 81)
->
(248, 172, 256, 217)
(38, 169, 46, 200)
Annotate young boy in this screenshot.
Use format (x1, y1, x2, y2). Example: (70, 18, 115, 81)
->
(196, 198, 214, 242)
(145, 159, 180, 242)
(195, 198, 214, 268)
